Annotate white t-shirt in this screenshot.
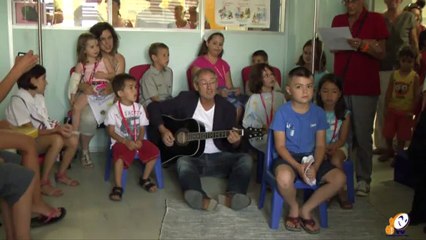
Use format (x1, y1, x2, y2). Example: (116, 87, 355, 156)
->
(6, 89, 55, 129)
(104, 102, 149, 147)
(192, 100, 221, 154)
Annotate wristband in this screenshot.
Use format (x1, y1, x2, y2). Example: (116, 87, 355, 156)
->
(360, 42, 370, 53)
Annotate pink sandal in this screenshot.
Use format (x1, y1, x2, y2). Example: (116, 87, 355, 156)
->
(40, 179, 63, 197)
(55, 172, 79, 187)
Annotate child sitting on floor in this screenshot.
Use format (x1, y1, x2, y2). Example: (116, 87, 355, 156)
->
(270, 67, 345, 234)
(105, 74, 160, 201)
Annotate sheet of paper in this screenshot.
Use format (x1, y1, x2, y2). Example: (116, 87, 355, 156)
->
(318, 27, 354, 51)
(87, 93, 115, 125)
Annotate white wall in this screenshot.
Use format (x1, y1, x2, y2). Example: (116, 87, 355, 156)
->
(0, 0, 346, 151)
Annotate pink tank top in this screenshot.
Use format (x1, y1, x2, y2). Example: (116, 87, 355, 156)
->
(81, 58, 108, 93)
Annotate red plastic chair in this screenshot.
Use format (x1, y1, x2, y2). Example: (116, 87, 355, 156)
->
(241, 66, 282, 90)
(129, 64, 151, 102)
(186, 67, 195, 91)
(69, 66, 75, 76)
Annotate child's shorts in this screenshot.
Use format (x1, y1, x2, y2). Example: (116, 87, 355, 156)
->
(227, 95, 244, 109)
(0, 163, 34, 206)
(112, 140, 160, 168)
(272, 152, 336, 184)
(383, 110, 414, 141)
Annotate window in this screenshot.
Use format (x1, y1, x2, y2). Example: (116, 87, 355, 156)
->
(11, 0, 285, 32)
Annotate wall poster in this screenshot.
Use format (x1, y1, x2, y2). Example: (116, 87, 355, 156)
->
(215, 0, 270, 28)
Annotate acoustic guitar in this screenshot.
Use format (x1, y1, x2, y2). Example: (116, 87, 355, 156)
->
(160, 115, 264, 165)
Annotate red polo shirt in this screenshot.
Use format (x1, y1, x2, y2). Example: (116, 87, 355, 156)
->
(332, 8, 389, 96)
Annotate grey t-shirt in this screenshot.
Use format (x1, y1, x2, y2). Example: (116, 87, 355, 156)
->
(381, 11, 416, 71)
(140, 65, 173, 107)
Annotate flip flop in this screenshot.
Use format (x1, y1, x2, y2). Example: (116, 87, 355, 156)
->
(284, 216, 302, 232)
(31, 207, 66, 228)
(300, 218, 320, 234)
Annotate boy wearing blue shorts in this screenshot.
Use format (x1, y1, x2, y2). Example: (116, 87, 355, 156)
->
(271, 67, 346, 234)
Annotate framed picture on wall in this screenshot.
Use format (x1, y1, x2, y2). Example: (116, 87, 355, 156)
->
(13, 1, 46, 24)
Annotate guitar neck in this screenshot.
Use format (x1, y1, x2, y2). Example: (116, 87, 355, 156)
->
(187, 129, 243, 141)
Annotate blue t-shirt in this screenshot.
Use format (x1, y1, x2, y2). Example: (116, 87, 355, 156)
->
(271, 101, 328, 154)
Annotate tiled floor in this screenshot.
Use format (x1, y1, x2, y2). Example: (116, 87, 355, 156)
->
(4, 152, 425, 239)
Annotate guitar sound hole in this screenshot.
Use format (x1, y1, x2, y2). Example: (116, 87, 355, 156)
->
(175, 131, 188, 145)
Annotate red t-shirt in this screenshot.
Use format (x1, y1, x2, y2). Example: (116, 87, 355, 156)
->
(332, 8, 389, 96)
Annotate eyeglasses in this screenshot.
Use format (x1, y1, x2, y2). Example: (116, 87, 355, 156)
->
(198, 81, 217, 87)
(341, 0, 359, 5)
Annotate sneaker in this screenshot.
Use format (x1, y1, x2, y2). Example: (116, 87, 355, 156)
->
(80, 151, 94, 168)
(356, 181, 370, 197)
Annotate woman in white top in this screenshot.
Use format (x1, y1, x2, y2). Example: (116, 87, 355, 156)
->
(243, 63, 286, 153)
(6, 65, 79, 197)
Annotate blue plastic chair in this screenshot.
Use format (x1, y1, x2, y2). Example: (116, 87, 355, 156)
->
(104, 141, 164, 192)
(258, 129, 357, 229)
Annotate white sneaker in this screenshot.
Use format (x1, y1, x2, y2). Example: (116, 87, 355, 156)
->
(356, 181, 370, 197)
(80, 151, 94, 168)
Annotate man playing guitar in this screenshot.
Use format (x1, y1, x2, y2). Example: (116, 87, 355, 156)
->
(148, 68, 253, 211)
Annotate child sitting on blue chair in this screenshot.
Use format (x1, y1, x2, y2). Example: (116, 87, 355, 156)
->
(105, 74, 160, 201)
(316, 74, 353, 209)
(270, 67, 346, 234)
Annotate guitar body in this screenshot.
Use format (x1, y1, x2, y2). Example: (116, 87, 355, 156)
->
(161, 116, 206, 165)
(159, 115, 263, 166)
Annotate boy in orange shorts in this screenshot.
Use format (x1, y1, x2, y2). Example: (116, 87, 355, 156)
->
(105, 74, 159, 201)
(381, 47, 420, 164)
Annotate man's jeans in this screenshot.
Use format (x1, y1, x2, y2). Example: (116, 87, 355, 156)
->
(177, 152, 253, 198)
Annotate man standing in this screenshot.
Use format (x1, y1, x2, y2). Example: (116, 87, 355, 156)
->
(332, 0, 389, 196)
(148, 68, 252, 211)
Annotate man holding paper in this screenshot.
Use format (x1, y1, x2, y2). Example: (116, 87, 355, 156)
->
(331, 0, 389, 197)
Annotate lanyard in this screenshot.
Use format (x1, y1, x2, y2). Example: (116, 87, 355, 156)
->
(118, 102, 137, 141)
(260, 92, 274, 127)
(83, 60, 99, 85)
(329, 117, 339, 144)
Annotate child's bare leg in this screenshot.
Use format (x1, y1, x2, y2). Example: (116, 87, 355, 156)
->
(275, 165, 298, 223)
(390, 139, 406, 167)
(142, 158, 156, 180)
(58, 136, 78, 174)
(80, 134, 93, 153)
(1, 199, 14, 240)
(300, 168, 346, 230)
(330, 150, 351, 206)
(140, 158, 158, 192)
(11, 175, 35, 240)
(36, 134, 64, 196)
(56, 136, 79, 186)
(396, 139, 405, 153)
(379, 138, 394, 162)
(110, 158, 124, 201)
(0, 132, 60, 216)
(114, 159, 124, 188)
(72, 94, 89, 131)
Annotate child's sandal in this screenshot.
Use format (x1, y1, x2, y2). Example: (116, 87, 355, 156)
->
(139, 177, 157, 193)
(55, 173, 79, 187)
(40, 179, 63, 197)
(109, 186, 123, 201)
